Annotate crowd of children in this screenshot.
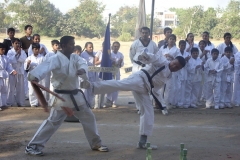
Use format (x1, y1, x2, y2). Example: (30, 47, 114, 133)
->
(0, 25, 124, 111)
(157, 27, 239, 110)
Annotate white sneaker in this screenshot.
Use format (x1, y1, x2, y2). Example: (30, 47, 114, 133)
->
(92, 145, 109, 152)
(112, 104, 118, 108)
(25, 146, 43, 156)
(219, 104, 225, 109)
(190, 104, 197, 108)
(137, 142, 158, 150)
(162, 109, 168, 115)
(235, 104, 240, 107)
(225, 103, 232, 108)
(214, 106, 219, 110)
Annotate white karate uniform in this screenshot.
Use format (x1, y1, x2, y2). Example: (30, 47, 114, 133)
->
(220, 55, 234, 107)
(28, 43, 49, 57)
(6, 49, 27, 106)
(159, 45, 178, 106)
(93, 52, 171, 136)
(27, 52, 102, 151)
(129, 39, 159, 111)
(216, 43, 238, 57)
(24, 54, 45, 106)
(80, 51, 98, 107)
(232, 52, 240, 106)
(106, 51, 124, 105)
(201, 43, 215, 101)
(0, 55, 14, 107)
(187, 57, 203, 107)
(185, 42, 198, 53)
(204, 58, 223, 107)
(175, 50, 190, 107)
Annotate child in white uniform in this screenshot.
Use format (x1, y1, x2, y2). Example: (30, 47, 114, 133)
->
(217, 33, 238, 58)
(204, 48, 223, 109)
(81, 42, 98, 108)
(0, 43, 16, 111)
(6, 38, 27, 107)
(220, 46, 235, 108)
(233, 52, 240, 106)
(24, 43, 45, 107)
(105, 42, 124, 108)
(187, 48, 203, 108)
(175, 40, 190, 108)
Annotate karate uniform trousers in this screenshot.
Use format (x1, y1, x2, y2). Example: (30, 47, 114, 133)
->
(0, 78, 7, 106)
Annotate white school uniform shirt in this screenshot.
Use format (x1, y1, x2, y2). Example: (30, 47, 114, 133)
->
(28, 43, 49, 57)
(0, 55, 14, 79)
(24, 54, 45, 71)
(95, 50, 102, 67)
(176, 50, 189, 81)
(159, 45, 179, 61)
(111, 51, 124, 78)
(185, 42, 198, 53)
(28, 52, 88, 110)
(129, 38, 158, 63)
(187, 57, 203, 82)
(220, 55, 234, 83)
(7, 48, 27, 75)
(204, 58, 223, 83)
(80, 51, 96, 79)
(216, 42, 238, 57)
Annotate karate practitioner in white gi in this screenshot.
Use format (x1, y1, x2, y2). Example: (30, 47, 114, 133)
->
(233, 51, 240, 107)
(216, 33, 238, 58)
(129, 27, 158, 114)
(220, 46, 235, 108)
(204, 48, 223, 109)
(25, 36, 108, 156)
(0, 43, 17, 111)
(6, 38, 27, 107)
(175, 40, 191, 108)
(24, 43, 45, 107)
(186, 48, 203, 108)
(84, 50, 186, 149)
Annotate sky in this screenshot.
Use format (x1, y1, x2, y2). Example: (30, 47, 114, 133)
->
(1, 0, 231, 16)
(48, 0, 230, 16)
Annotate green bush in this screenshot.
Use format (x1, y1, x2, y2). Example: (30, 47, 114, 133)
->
(118, 32, 132, 42)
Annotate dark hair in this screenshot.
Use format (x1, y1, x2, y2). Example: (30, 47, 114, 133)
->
(84, 42, 93, 48)
(51, 40, 60, 46)
(112, 41, 120, 47)
(211, 48, 219, 54)
(164, 27, 172, 34)
(175, 56, 186, 67)
(224, 46, 233, 53)
(33, 34, 40, 40)
(24, 25, 33, 30)
(0, 43, 6, 49)
(164, 34, 176, 49)
(185, 33, 194, 42)
(74, 45, 82, 52)
(7, 28, 15, 33)
(32, 43, 40, 49)
(198, 40, 206, 46)
(202, 31, 212, 46)
(141, 27, 150, 33)
(60, 36, 75, 48)
(191, 47, 199, 54)
(223, 32, 233, 48)
(11, 38, 20, 44)
(179, 40, 186, 46)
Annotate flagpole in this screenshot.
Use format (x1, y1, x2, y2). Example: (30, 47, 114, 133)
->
(150, 0, 155, 40)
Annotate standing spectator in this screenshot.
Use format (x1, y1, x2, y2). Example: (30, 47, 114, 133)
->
(3, 28, 16, 55)
(6, 38, 27, 107)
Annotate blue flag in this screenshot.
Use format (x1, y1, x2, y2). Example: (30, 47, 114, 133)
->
(99, 22, 112, 80)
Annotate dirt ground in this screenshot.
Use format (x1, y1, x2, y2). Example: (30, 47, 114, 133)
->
(0, 91, 240, 160)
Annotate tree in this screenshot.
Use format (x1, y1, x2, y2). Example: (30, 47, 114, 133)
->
(64, 0, 105, 38)
(6, 0, 63, 37)
(111, 6, 138, 37)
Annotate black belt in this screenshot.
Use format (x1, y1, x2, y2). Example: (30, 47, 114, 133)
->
(54, 89, 90, 111)
(141, 66, 165, 110)
(133, 60, 146, 67)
